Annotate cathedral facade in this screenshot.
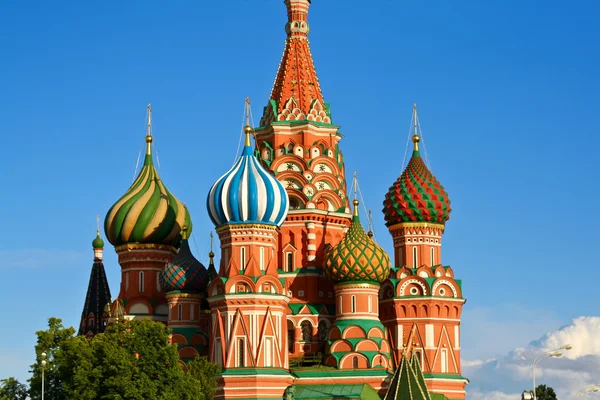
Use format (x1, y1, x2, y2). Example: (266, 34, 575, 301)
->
(79, 1, 467, 399)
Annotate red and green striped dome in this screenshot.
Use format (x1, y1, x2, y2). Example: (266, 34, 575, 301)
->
(324, 201, 391, 284)
(159, 229, 208, 293)
(383, 137, 451, 226)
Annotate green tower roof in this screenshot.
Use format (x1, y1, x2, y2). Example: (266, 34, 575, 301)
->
(383, 353, 446, 400)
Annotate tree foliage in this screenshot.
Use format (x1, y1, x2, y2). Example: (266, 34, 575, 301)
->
(0, 377, 28, 400)
(187, 356, 221, 400)
(534, 384, 558, 400)
(27, 317, 220, 400)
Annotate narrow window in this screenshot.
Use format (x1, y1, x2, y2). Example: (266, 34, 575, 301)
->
(125, 272, 130, 290)
(259, 247, 265, 270)
(264, 338, 273, 367)
(190, 303, 195, 320)
(286, 252, 293, 272)
(156, 272, 161, 292)
(412, 247, 418, 268)
(430, 247, 435, 266)
(139, 271, 144, 293)
(237, 339, 245, 367)
(240, 247, 246, 270)
(178, 304, 183, 321)
(351, 295, 356, 313)
(368, 296, 372, 313)
(338, 296, 343, 314)
(352, 356, 359, 369)
(441, 349, 448, 373)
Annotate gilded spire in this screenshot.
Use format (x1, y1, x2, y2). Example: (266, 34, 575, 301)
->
(412, 103, 420, 152)
(145, 104, 153, 157)
(209, 231, 215, 260)
(244, 97, 253, 147)
(352, 172, 359, 218)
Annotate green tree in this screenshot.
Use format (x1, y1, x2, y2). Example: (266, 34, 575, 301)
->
(534, 384, 557, 400)
(28, 317, 76, 400)
(29, 317, 214, 400)
(187, 356, 221, 400)
(0, 377, 28, 400)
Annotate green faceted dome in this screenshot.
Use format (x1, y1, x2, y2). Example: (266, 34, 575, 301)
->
(324, 200, 391, 284)
(104, 121, 192, 247)
(92, 231, 104, 249)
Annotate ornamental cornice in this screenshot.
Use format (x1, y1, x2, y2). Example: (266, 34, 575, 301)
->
(166, 293, 203, 300)
(334, 282, 381, 291)
(115, 243, 177, 254)
(388, 222, 445, 232)
(216, 223, 278, 233)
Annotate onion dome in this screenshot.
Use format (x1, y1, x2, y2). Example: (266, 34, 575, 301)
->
(159, 227, 208, 293)
(92, 231, 104, 249)
(383, 108, 451, 226)
(104, 105, 192, 247)
(207, 125, 289, 228)
(324, 200, 391, 283)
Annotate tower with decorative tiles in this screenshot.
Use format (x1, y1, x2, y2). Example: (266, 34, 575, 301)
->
(379, 106, 467, 399)
(253, 0, 351, 362)
(78, 230, 112, 337)
(104, 105, 191, 321)
(206, 120, 293, 400)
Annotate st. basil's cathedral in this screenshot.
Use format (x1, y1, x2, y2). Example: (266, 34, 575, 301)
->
(78, 1, 467, 399)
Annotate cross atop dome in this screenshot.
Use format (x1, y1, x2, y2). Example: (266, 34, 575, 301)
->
(261, 0, 331, 125)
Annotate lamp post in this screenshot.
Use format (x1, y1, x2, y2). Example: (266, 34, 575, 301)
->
(532, 344, 572, 400)
(40, 352, 47, 400)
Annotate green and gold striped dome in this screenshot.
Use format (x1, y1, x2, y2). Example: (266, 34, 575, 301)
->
(324, 200, 391, 284)
(104, 112, 191, 247)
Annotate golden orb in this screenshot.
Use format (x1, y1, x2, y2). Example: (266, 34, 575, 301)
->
(412, 134, 420, 144)
(145, 135, 153, 143)
(209, 251, 215, 258)
(353, 199, 359, 207)
(244, 125, 253, 135)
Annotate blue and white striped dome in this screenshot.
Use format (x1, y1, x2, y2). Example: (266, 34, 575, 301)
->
(207, 134, 289, 228)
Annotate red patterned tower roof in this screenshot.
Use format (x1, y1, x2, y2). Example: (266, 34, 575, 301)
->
(383, 107, 451, 226)
(261, 0, 331, 125)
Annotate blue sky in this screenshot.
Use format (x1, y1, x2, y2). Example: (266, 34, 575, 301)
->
(1, 0, 599, 396)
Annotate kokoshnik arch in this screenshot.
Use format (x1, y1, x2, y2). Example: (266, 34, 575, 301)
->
(78, 1, 467, 399)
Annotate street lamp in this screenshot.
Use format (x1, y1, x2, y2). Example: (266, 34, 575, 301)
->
(532, 345, 572, 400)
(40, 352, 47, 400)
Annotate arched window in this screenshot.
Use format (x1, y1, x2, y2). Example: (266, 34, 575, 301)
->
(317, 320, 328, 341)
(237, 339, 245, 367)
(351, 296, 356, 313)
(430, 247, 435, 266)
(286, 252, 293, 272)
(301, 321, 312, 342)
(240, 247, 246, 270)
(139, 272, 144, 293)
(259, 247, 265, 270)
(352, 356, 359, 369)
(412, 247, 418, 268)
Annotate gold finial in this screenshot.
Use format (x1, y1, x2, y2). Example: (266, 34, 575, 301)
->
(96, 214, 101, 235)
(146, 104, 153, 154)
(352, 172, 360, 217)
(243, 97, 254, 147)
(412, 103, 420, 151)
(209, 231, 215, 259)
(181, 225, 189, 240)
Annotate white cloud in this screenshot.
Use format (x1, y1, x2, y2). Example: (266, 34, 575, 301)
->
(464, 316, 600, 400)
(0, 248, 86, 269)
